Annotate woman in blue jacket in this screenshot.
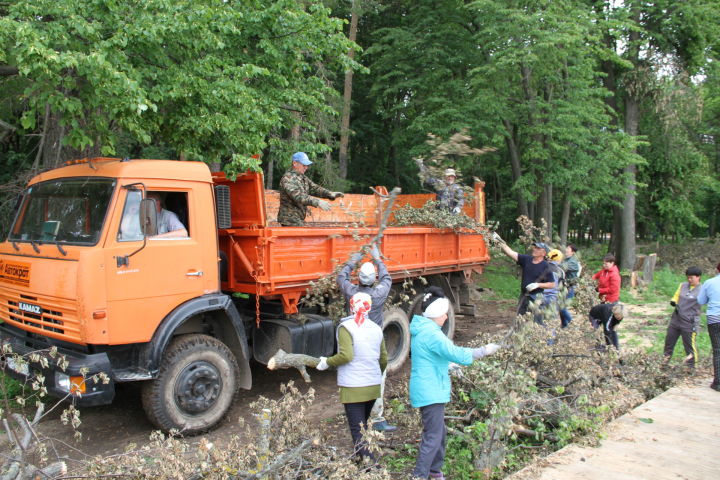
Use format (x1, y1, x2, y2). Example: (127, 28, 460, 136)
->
(410, 286, 501, 479)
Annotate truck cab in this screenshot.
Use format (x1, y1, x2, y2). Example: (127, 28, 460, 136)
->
(0, 158, 251, 434)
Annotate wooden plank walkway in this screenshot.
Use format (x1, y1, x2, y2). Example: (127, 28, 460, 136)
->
(508, 377, 720, 480)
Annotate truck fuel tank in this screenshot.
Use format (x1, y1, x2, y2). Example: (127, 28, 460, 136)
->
(252, 314, 335, 364)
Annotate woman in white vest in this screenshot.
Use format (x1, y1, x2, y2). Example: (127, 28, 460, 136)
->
(316, 292, 387, 463)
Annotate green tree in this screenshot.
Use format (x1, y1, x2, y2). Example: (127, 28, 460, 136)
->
(0, 0, 356, 174)
(590, 0, 720, 267)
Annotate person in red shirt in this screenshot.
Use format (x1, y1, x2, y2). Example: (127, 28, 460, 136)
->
(592, 254, 621, 303)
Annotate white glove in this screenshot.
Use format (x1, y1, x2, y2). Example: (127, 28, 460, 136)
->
(452, 206, 461, 214)
(491, 231, 504, 244)
(472, 343, 501, 359)
(448, 363, 464, 377)
(317, 200, 331, 211)
(330, 191, 344, 199)
(525, 282, 540, 292)
(316, 357, 329, 371)
(370, 244, 381, 260)
(414, 158, 424, 168)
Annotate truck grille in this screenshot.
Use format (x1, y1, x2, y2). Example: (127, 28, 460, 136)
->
(0, 291, 82, 343)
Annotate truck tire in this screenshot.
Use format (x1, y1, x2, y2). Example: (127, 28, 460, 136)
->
(408, 294, 456, 339)
(382, 308, 410, 374)
(141, 334, 239, 435)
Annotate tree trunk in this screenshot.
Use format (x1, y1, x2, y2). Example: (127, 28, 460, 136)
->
(618, 6, 641, 271)
(35, 107, 101, 170)
(502, 119, 528, 217)
(559, 194, 571, 245)
(338, 0, 360, 180)
(265, 157, 275, 189)
(610, 204, 621, 254)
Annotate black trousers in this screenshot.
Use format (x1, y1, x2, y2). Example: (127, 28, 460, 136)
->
(663, 324, 697, 367)
(343, 400, 376, 460)
(709, 323, 720, 387)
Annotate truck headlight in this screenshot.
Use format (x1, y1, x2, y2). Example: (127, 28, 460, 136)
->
(55, 372, 86, 395)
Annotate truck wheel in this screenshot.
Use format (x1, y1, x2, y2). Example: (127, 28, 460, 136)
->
(382, 308, 410, 374)
(141, 334, 239, 435)
(408, 294, 456, 339)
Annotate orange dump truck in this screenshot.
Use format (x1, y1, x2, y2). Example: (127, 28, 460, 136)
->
(0, 158, 489, 433)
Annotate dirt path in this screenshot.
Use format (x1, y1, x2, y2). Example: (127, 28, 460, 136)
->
(25, 298, 515, 465)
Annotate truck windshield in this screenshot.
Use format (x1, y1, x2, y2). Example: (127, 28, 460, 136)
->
(8, 177, 116, 246)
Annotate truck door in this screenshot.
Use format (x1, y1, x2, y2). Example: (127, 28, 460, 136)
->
(104, 188, 206, 344)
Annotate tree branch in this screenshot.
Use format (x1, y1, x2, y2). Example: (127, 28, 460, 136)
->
(0, 65, 19, 76)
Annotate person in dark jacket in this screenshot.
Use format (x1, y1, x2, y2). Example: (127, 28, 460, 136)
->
(336, 244, 396, 432)
(492, 233, 554, 323)
(663, 267, 702, 369)
(589, 302, 626, 350)
(409, 286, 501, 479)
(315, 292, 387, 463)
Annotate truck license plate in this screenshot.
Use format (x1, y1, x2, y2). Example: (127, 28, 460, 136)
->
(6, 357, 29, 376)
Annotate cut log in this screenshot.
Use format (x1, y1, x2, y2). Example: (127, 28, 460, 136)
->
(633, 254, 646, 272)
(266, 349, 320, 383)
(642, 253, 657, 284)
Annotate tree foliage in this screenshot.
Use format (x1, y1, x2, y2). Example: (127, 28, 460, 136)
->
(0, 0, 356, 174)
(2, 0, 720, 245)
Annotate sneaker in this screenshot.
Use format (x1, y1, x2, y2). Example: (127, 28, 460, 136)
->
(372, 419, 397, 432)
(429, 472, 446, 480)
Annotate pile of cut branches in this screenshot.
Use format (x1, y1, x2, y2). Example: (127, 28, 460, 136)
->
(421, 316, 676, 478)
(70, 382, 389, 479)
(392, 201, 485, 232)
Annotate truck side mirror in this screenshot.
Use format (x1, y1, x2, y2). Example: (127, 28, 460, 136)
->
(140, 199, 158, 236)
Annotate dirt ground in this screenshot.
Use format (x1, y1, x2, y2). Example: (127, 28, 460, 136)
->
(19, 296, 516, 470)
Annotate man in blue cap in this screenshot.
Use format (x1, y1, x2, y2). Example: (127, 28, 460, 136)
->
(277, 152, 344, 226)
(492, 233, 554, 322)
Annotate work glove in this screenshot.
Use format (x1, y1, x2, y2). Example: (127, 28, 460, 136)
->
(490, 231, 504, 244)
(414, 158, 424, 169)
(448, 363, 464, 378)
(316, 357, 329, 371)
(525, 282, 540, 292)
(472, 343, 501, 359)
(370, 244, 381, 260)
(350, 251, 364, 263)
(670, 301, 677, 308)
(452, 206, 461, 214)
(694, 320, 701, 333)
(317, 200, 331, 211)
(330, 191, 344, 200)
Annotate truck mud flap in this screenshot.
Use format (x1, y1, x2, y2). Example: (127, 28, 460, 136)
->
(252, 314, 335, 365)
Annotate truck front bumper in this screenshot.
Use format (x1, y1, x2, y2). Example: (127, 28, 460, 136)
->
(0, 326, 115, 407)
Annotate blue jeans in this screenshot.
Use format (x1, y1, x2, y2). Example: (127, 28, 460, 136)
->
(559, 286, 575, 328)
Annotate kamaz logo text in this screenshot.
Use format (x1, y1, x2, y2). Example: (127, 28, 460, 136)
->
(18, 302, 42, 315)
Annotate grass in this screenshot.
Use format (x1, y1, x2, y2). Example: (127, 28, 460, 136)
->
(477, 258, 520, 301)
(0, 371, 24, 404)
(620, 265, 685, 305)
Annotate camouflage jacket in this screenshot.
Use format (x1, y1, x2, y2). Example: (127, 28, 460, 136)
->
(424, 177, 465, 212)
(277, 170, 333, 226)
